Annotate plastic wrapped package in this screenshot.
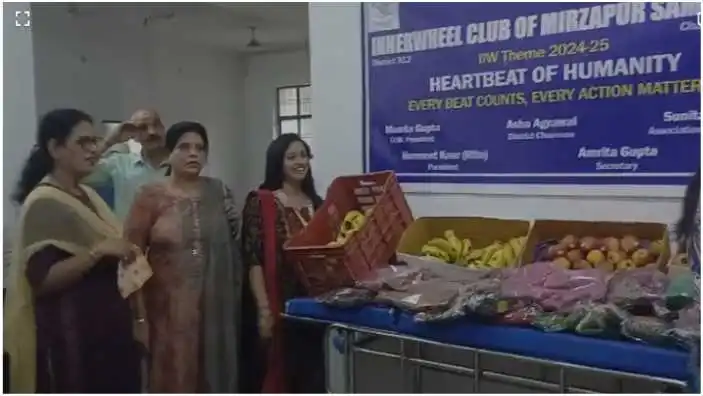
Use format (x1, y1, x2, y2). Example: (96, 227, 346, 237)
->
(669, 303, 701, 350)
(574, 304, 626, 337)
(360, 254, 494, 293)
(666, 267, 700, 310)
(532, 309, 586, 333)
(531, 303, 625, 336)
(350, 254, 499, 320)
(414, 298, 467, 323)
(316, 287, 377, 308)
(621, 315, 673, 346)
(374, 278, 460, 313)
(607, 267, 670, 315)
(396, 253, 496, 285)
(501, 304, 543, 326)
(356, 262, 429, 292)
(415, 275, 504, 322)
(463, 276, 507, 316)
(675, 303, 701, 332)
(500, 261, 608, 312)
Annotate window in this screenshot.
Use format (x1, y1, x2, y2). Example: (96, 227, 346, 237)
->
(276, 85, 312, 151)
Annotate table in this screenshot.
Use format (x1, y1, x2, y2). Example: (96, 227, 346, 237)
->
(285, 298, 690, 393)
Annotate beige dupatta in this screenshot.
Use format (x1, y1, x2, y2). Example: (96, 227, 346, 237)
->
(3, 177, 148, 393)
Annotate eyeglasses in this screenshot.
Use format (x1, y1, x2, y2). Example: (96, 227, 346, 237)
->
(75, 136, 100, 149)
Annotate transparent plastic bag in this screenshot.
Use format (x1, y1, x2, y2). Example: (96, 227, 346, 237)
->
(463, 276, 507, 316)
(415, 276, 504, 322)
(501, 304, 543, 326)
(666, 268, 699, 310)
(669, 303, 701, 350)
(607, 267, 670, 314)
(316, 287, 377, 308)
(532, 303, 625, 336)
(675, 303, 701, 333)
(356, 262, 429, 292)
(574, 304, 625, 337)
(500, 261, 608, 312)
(414, 296, 467, 323)
(374, 278, 460, 313)
(621, 315, 673, 346)
(532, 309, 585, 333)
(396, 253, 496, 285)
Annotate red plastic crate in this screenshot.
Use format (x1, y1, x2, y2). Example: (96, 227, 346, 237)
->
(284, 171, 414, 295)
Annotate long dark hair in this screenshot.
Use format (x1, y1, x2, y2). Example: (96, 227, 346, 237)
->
(260, 133, 323, 208)
(12, 109, 93, 204)
(676, 168, 701, 243)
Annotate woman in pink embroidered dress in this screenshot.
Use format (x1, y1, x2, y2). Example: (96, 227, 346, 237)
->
(124, 121, 243, 392)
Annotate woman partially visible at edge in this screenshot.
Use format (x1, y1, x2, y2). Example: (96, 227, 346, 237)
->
(672, 169, 700, 393)
(124, 121, 242, 392)
(241, 133, 326, 393)
(674, 168, 701, 276)
(3, 109, 141, 392)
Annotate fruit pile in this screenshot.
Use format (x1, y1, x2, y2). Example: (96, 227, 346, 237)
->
(542, 234, 665, 272)
(329, 210, 368, 245)
(420, 230, 527, 269)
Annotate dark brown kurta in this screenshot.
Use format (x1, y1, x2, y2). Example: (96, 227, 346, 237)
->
(26, 188, 139, 393)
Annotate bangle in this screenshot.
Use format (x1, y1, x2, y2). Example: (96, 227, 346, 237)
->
(135, 317, 146, 324)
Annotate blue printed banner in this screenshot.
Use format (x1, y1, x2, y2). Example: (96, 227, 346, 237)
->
(363, 3, 701, 185)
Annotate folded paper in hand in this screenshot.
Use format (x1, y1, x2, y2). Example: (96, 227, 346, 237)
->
(118, 255, 153, 298)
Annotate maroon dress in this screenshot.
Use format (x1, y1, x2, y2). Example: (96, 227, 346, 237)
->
(25, 190, 140, 393)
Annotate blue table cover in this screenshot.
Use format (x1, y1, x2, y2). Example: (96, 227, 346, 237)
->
(286, 298, 689, 381)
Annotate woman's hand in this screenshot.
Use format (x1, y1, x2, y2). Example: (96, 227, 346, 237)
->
(258, 306, 273, 340)
(92, 238, 139, 263)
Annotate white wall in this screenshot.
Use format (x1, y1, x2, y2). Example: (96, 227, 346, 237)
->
(29, 5, 246, 190)
(309, 3, 685, 224)
(3, 5, 314, 225)
(243, 50, 311, 192)
(3, 3, 38, 226)
(27, 5, 313, 205)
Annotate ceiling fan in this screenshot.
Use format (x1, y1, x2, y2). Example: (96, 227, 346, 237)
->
(246, 26, 262, 49)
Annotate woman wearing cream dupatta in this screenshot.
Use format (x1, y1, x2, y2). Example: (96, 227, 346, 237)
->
(4, 109, 142, 393)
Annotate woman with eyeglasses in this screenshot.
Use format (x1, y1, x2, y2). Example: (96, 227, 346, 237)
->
(3, 109, 142, 393)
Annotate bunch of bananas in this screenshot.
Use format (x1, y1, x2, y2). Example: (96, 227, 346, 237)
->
(420, 230, 470, 264)
(329, 210, 367, 245)
(465, 237, 526, 269)
(420, 231, 526, 269)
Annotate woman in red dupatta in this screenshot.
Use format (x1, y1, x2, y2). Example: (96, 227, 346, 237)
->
(241, 133, 326, 393)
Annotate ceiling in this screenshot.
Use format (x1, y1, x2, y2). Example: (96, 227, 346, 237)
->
(51, 3, 310, 53)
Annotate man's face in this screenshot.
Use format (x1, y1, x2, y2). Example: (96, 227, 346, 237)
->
(131, 110, 165, 151)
